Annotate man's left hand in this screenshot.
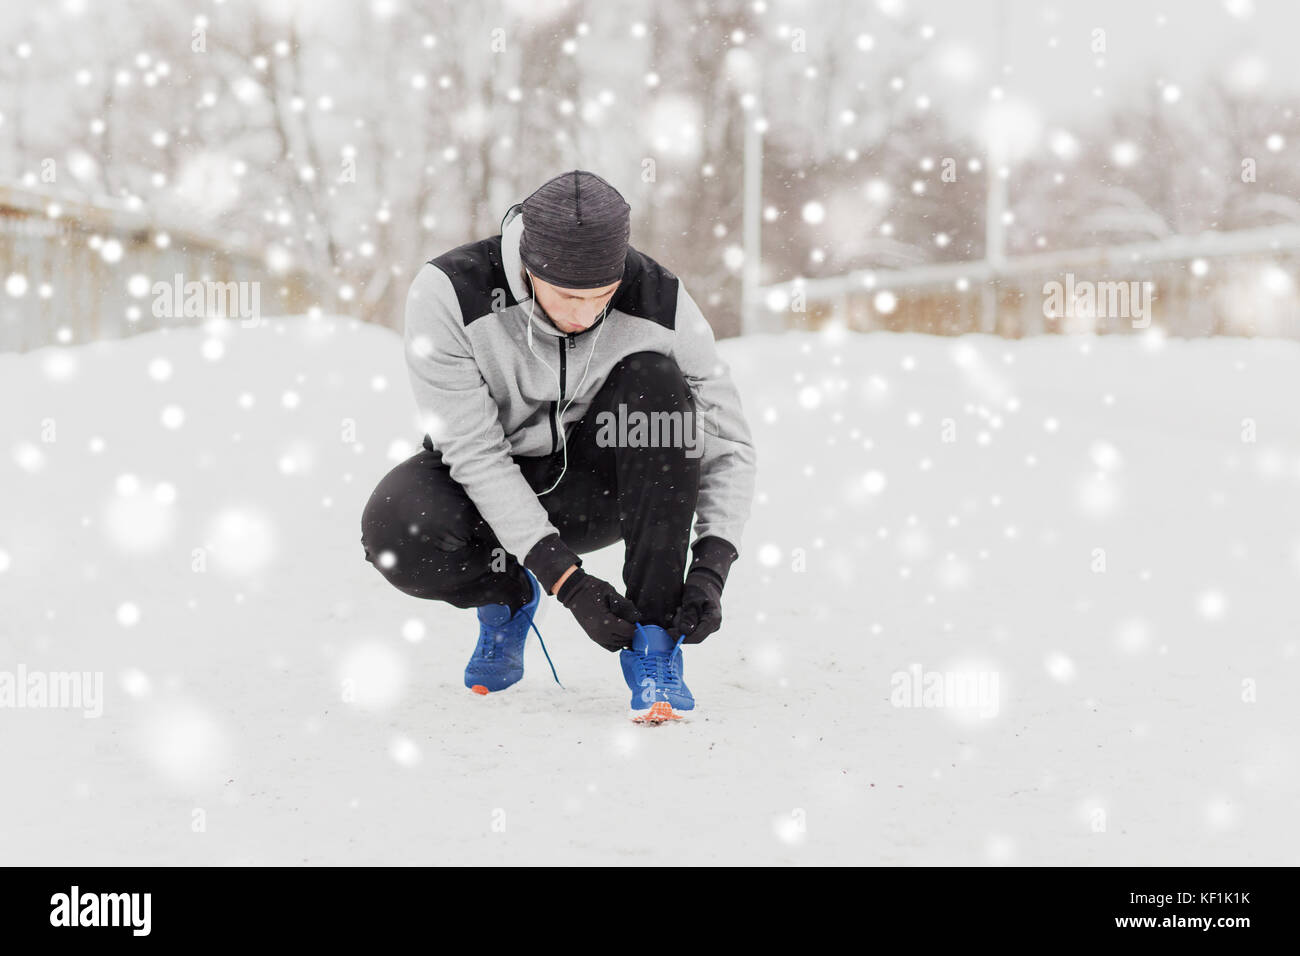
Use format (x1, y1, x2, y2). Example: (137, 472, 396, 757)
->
(667, 568, 725, 644)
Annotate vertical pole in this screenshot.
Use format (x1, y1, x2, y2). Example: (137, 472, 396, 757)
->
(742, 106, 763, 336)
(983, 0, 1008, 335)
(983, 165, 1005, 336)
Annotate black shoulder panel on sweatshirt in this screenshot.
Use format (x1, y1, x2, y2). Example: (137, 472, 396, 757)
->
(428, 236, 517, 327)
(610, 247, 678, 331)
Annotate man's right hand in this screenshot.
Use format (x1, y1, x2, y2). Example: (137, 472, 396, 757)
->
(555, 568, 642, 651)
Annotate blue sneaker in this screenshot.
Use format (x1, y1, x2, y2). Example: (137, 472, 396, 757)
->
(466, 568, 543, 694)
(620, 623, 694, 722)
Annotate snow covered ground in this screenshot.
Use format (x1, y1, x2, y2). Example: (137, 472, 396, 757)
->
(2, 315, 1298, 865)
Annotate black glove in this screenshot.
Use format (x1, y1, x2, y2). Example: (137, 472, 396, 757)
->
(667, 567, 724, 644)
(667, 536, 739, 645)
(556, 568, 643, 651)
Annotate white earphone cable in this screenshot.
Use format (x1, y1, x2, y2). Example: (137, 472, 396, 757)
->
(524, 274, 609, 496)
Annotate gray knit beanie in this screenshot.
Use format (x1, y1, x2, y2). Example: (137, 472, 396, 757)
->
(519, 170, 631, 290)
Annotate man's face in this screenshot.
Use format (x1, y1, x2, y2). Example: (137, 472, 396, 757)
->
(527, 272, 620, 334)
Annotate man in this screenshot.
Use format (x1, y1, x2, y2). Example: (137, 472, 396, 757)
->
(360, 170, 756, 721)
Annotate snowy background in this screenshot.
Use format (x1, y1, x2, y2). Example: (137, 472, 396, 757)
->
(2, 317, 1298, 864)
(4, 0, 1300, 342)
(2, 0, 1300, 864)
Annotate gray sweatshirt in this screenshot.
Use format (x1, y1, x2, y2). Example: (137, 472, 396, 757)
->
(403, 204, 757, 590)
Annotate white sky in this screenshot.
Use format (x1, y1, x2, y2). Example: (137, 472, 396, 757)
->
(904, 0, 1296, 133)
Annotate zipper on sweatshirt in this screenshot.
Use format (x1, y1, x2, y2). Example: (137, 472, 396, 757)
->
(546, 321, 600, 455)
(550, 337, 567, 455)
(559, 336, 568, 397)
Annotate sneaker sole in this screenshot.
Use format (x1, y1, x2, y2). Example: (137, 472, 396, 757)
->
(630, 701, 688, 724)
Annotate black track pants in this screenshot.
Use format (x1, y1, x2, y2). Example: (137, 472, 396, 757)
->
(360, 351, 702, 626)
